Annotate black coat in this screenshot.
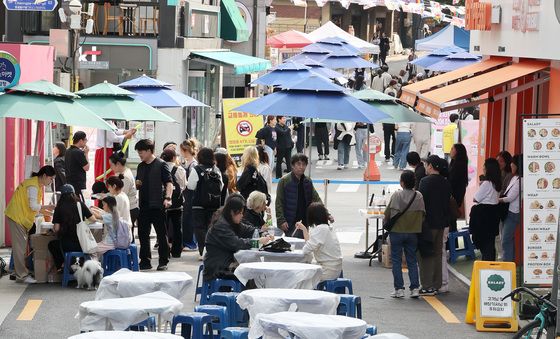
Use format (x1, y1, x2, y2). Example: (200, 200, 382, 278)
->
(237, 165, 269, 203)
(449, 160, 468, 207)
(418, 174, 451, 230)
(469, 203, 500, 247)
(242, 209, 265, 229)
(54, 156, 66, 190)
(275, 124, 294, 149)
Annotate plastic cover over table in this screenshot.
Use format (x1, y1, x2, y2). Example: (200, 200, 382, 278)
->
(77, 291, 183, 331)
(95, 268, 193, 300)
(281, 237, 305, 250)
(234, 262, 323, 289)
(68, 331, 182, 339)
(250, 311, 367, 339)
(236, 288, 340, 320)
(234, 249, 312, 264)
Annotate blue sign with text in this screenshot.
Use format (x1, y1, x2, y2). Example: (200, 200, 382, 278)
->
(3, 0, 58, 11)
(0, 51, 20, 91)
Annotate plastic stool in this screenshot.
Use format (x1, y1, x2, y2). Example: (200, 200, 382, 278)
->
(172, 312, 214, 339)
(62, 252, 88, 287)
(194, 264, 204, 302)
(317, 278, 353, 294)
(337, 295, 362, 319)
(195, 305, 229, 331)
(9, 252, 14, 271)
(366, 324, 377, 335)
(220, 327, 249, 339)
(127, 316, 156, 331)
(128, 244, 139, 271)
(201, 278, 243, 305)
(208, 292, 247, 327)
(102, 249, 129, 276)
(448, 230, 476, 264)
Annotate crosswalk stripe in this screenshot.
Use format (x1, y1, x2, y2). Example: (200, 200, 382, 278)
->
(17, 299, 42, 321)
(422, 296, 461, 324)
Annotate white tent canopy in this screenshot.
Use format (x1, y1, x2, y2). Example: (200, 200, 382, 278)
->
(307, 21, 380, 54)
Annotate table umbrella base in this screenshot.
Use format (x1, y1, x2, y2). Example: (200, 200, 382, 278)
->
(354, 251, 373, 259)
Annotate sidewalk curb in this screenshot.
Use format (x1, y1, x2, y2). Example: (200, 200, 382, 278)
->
(448, 265, 471, 287)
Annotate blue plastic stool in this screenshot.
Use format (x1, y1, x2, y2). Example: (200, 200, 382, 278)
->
(337, 295, 362, 319)
(195, 305, 229, 331)
(448, 229, 476, 264)
(127, 316, 156, 331)
(201, 279, 244, 305)
(128, 244, 139, 271)
(62, 252, 88, 287)
(366, 324, 377, 335)
(317, 278, 353, 294)
(102, 249, 129, 276)
(194, 264, 204, 302)
(172, 312, 215, 339)
(220, 327, 249, 339)
(208, 292, 247, 327)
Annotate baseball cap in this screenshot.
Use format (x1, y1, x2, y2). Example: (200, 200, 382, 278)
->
(426, 155, 444, 172)
(60, 184, 75, 195)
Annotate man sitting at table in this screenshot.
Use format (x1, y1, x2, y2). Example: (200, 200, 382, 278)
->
(276, 154, 323, 239)
(204, 194, 273, 282)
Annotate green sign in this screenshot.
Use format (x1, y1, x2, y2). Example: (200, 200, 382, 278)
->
(487, 274, 506, 292)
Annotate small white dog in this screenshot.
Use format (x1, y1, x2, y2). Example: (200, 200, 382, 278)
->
(70, 257, 103, 290)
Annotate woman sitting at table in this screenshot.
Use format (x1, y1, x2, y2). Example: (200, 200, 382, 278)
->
(90, 196, 121, 255)
(242, 191, 271, 231)
(204, 194, 273, 282)
(295, 203, 343, 281)
(48, 184, 96, 271)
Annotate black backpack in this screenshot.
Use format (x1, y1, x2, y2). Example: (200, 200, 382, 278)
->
(168, 167, 184, 209)
(194, 166, 222, 209)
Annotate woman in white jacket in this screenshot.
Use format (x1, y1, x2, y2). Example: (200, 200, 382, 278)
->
(336, 122, 355, 170)
(296, 203, 342, 281)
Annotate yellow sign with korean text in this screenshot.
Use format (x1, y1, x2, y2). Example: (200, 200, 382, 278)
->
(222, 98, 262, 158)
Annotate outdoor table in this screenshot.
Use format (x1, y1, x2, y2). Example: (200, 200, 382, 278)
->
(234, 249, 312, 264)
(280, 236, 306, 250)
(40, 221, 103, 231)
(95, 268, 193, 300)
(77, 291, 183, 332)
(68, 331, 182, 339)
(234, 262, 322, 289)
(249, 311, 367, 339)
(357, 209, 385, 266)
(236, 288, 340, 320)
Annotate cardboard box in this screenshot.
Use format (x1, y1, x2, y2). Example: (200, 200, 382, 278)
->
(30, 234, 57, 283)
(381, 239, 408, 269)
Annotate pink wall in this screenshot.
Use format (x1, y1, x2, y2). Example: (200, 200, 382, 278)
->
(1, 43, 54, 246)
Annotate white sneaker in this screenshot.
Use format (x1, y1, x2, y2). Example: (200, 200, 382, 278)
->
(410, 288, 420, 298)
(21, 276, 37, 284)
(387, 166, 396, 170)
(438, 285, 449, 294)
(390, 289, 405, 298)
(337, 165, 344, 170)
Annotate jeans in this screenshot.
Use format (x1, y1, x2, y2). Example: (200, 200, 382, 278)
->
(501, 211, 520, 262)
(390, 232, 420, 290)
(441, 227, 449, 290)
(263, 145, 275, 169)
(354, 128, 368, 167)
(393, 132, 412, 169)
(337, 139, 351, 166)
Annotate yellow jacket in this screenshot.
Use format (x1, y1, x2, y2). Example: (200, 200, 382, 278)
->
(5, 177, 42, 230)
(442, 123, 458, 153)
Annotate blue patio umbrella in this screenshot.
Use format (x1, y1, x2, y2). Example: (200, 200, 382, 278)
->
(287, 51, 330, 64)
(118, 75, 173, 88)
(427, 52, 481, 72)
(282, 56, 346, 79)
(319, 55, 379, 69)
(251, 62, 323, 87)
(302, 37, 361, 56)
(411, 46, 466, 68)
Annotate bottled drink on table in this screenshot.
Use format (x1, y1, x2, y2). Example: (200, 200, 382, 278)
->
(251, 229, 260, 250)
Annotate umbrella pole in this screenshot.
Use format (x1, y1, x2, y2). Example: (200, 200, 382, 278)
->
(50, 123, 57, 204)
(307, 119, 313, 178)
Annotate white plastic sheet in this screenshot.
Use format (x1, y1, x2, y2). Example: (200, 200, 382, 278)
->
(250, 312, 367, 339)
(369, 334, 410, 339)
(281, 237, 306, 250)
(234, 250, 312, 264)
(234, 262, 322, 289)
(77, 291, 183, 331)
(68, 331, 182, 339)
(95, 268, 193, 300)
(236, 288, 340, 320)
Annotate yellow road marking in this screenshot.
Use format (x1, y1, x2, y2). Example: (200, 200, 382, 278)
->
(16, 300, 42, 321)
(423, 296, 461, 324)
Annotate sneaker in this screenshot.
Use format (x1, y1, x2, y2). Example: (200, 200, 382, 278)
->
(387, 166, 396, 170)
(139, 262, 153, 270)
(153, 242, 159, 250)
(324, 155, 330, 160)
(343, 165, 348, 169)
(385, 158, 391, 163)
(17, 276, 37, 284)
(156, 264, 168, 271)
(410, 288, 420, 298)
(337, 165, 344, 170)
(318, 155, 324, 160)
(419, 288, 436, 296)
(438, 285, 449, 294)
(390, 289, 405, 298)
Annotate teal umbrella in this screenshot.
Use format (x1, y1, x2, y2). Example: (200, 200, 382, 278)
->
(352, 89, 431, 123)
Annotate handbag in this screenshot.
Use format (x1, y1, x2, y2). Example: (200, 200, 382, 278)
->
(260, 238, 291, 253)
(383, 192, 417, 232)
(498, 177, 518, 222)
(75, 202, 97, 254)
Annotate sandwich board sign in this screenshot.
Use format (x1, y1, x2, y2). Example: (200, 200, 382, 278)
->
(465, 261, 518, 332)
(3, 0, 58, 11)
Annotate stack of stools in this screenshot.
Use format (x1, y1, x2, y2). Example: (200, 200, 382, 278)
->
(171, 312, 215, 339)
(447, 229, 476, 263)
(102, 244, 140, 276)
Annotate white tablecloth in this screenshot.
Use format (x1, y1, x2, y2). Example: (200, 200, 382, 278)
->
(69, 331, 182, 339)
(281, 237, 306, 250)
(41, 221, 103, 231)
(234, 250, 312, 264)
(234, 262, 322, 289)
(95, 268, 193, 300)
(77, 291, 183, 331)
(237, 288, 340, 320)
(250, 312, 367, 339)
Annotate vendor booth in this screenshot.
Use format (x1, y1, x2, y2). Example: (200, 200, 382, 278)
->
(414, 24, 470, 52)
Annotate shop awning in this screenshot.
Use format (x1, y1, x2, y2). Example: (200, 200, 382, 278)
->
(416, 61, 550, 118)
(220, 0, 250, 42)
(400, 57, 510, 107)
(190, 51, 271, 75)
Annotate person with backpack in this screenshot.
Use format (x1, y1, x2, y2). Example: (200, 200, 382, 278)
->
(106, 176, 132, 231)
(237, 146, 269, 203)
(180, 139, 199, 251)
(109, 154, 138, 242)
(186, 147, 224, 259)
(161, 148, 187, 258)
(91, 196, 130, 255)
(135, 139, 174, 271)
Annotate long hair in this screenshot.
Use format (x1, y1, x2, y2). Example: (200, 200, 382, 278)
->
(101, 196, 119, 235)
(450, 143, 468, 185)
(483, 158, 502, 193)
(241, 146, 259, 169)
(32, 165, 55, 178)
(307, 203, 330, 227)
(497, 151, 513, 174)
(256, 145, 269, 165)
(56, 192, 80, 235)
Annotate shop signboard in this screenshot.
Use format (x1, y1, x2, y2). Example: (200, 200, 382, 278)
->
(3, 0, 57, 11)
(222, 98, 260, 161)
(0, 51, 20, 90)
(523, 118, 560, 285)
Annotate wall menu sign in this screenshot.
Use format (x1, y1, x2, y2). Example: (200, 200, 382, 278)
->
(523, 119, 560, 285)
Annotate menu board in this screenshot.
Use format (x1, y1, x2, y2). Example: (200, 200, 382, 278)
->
(523, 119, 560, 285)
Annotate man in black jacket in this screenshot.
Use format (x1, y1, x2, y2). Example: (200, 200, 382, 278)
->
(417, 155, 451, 296)
(275, 116, 294, 179)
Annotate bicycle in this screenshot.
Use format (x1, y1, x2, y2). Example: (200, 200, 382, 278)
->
(501, 286, 557, 339)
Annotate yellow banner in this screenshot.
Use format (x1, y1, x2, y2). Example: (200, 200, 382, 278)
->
(222, 98, 262, 157)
